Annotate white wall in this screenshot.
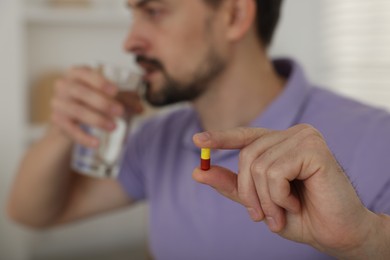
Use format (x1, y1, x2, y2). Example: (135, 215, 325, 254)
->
(0, 0, 32, 259)
(270, 0, 325, 85)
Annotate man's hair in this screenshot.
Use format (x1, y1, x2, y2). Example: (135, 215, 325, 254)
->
(205, 0, 283, 47)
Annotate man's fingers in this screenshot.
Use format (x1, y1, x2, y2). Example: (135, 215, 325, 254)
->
(236, 174, 264, 222)
(54, 78, 124, 120)
(192, 124, 323, 229)
(51, 113, 98, 148)
(193, 127, 270, 150)
(193, 124, 312, 150)
(66, 66, 117, 96)
(267, 157, 301, 214)
(193, 166, 240, 204)
(193, 166, 265, 222)
(236, 129, 297, 223)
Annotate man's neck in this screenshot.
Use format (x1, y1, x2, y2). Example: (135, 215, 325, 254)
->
(193, 41, 285, 131)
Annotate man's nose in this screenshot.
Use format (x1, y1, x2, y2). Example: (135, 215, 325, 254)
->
(123, 27, 149, 55)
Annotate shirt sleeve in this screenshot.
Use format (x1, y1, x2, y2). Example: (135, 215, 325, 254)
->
(117, 125, 147, 201)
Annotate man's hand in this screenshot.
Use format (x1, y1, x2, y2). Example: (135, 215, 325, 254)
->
(192, 124, 385, 258)
(51, 66, 143, 147)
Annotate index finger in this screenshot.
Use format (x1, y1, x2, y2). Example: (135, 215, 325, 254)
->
(66, 66, 117, 95)
(193, 127, 270, 150)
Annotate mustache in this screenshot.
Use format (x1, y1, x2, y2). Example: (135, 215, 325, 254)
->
(135, 55, 164, 70)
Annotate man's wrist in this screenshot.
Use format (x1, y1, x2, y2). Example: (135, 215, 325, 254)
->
(372, 213, 390, 258)
(45, 125, 74, 149)
(337, 211, 390, 259)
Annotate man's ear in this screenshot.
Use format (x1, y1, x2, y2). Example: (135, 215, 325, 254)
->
(224, 0, 256, 42)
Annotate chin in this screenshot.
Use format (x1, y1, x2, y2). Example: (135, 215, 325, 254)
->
(143, 83, 164, 107)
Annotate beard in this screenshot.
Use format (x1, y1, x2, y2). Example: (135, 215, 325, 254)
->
(136, 47, 226, 107)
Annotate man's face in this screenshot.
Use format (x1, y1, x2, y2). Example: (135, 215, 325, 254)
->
(125, 0, 228, 106)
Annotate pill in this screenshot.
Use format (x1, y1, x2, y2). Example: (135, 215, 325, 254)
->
(201, 148, 211, 171)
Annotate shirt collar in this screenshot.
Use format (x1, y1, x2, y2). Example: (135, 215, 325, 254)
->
(182, 58, 312, 154)
(250, 58, 311, 130)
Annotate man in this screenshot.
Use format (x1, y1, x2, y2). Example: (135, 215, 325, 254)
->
(7, 0, 390, 259)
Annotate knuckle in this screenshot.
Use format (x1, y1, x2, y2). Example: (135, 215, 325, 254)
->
(239, 146, 252, 162)
(67, 66, 81, 78)
(83, 108, 105, 127)
(237, 127, 250, 144)
(237, 192, 249, 205)
(85, 69, 106, 89)
(68, 66, 99, 85)
(237, 190, 254, 207)
(259, 201, 274, 215)
(239, 127, 258, 145)
(69, 103, 84, 118)
(95, 74, 108, 88)
(262, 148, 275, 160)
(298, 124, 321, 137)
(302, 132, 324, 149)
(70, 84, 87, 98)
(236, 126, 248, 134)
(66, 102, 76, 114)
(250, 160, 265, 177)
(294, 124, 325, 148)
(96, 95, 112, 111)
(267, 165, 282, 183)
(270, 195, 284, 208)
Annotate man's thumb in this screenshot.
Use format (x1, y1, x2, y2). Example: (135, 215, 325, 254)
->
(192, 166, 239, 204)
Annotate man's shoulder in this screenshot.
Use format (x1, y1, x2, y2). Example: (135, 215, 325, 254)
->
(304, 87, 390, 183)
(307, 87, 390, 129)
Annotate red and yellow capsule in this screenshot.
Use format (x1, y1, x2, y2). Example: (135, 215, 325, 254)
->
(200, 148, 211, 171)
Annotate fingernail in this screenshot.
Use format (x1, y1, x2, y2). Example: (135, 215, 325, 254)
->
(266, 216, 277, 230)
(247, 208, 261, 221)
(195, 132, 210, 142)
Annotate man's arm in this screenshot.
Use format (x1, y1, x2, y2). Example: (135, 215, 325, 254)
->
(351, 213, 390, 259)
(7, 127, 133, 229)
(7, 66, 141, 229)
(192, 125, 390, 259)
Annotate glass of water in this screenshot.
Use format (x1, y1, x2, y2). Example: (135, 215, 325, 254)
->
(71, 63, 143, 178)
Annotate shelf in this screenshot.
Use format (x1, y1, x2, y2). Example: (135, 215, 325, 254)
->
(24, 6, 131, 26)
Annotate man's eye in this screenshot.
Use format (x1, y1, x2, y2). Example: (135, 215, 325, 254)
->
(145, 8, 163, 19)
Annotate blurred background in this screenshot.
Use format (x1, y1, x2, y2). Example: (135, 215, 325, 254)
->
(1, 0, 390, 259)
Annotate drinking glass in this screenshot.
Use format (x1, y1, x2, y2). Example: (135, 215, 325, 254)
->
(71, 63, 143, 178)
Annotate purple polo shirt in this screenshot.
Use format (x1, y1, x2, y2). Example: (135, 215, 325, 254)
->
(118, 59, 390, 259)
